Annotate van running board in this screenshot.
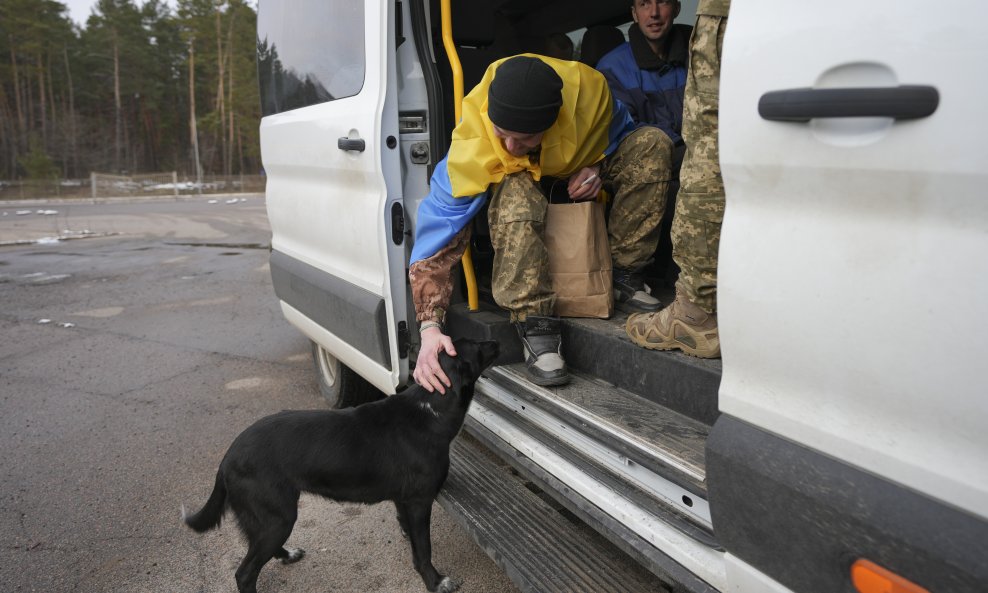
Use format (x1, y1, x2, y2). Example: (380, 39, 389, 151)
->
(439, 434, 670, 593)
(448, 367, 727, 592)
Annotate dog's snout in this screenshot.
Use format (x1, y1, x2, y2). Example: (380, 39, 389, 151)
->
(480, 340, 500, 365)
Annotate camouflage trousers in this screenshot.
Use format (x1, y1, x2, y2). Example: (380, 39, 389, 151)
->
(488, 126, 673, 322)
(672, 10, 728, 315)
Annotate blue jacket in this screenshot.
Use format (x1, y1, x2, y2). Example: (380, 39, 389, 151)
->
(595, 23, 691, 145)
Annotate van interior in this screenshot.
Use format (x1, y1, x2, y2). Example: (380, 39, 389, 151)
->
(402, 0, 724, 588)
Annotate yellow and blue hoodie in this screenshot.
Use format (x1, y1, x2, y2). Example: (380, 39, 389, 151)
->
(410, 54, 636, 265)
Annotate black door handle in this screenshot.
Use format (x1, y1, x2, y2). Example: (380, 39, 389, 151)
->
(337, 137, 366, 152)
(759, 85, 939, 122)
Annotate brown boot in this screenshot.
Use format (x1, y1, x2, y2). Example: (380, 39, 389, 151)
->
(625, 292, 720, 358)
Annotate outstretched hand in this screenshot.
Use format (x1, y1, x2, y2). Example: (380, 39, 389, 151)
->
(414, 326, 457, 394)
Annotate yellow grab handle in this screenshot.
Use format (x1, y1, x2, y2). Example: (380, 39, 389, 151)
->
(440, 0, 479, 310)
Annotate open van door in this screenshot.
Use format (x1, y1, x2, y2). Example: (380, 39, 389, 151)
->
(258, 0, 407, 396)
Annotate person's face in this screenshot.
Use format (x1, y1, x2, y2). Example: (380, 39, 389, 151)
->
(632, 0, 680, 44)
(492, 126, 546, 157)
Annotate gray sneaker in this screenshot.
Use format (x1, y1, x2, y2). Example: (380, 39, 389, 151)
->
(515, 316, 570, 386)
(613, 267, 661, 313)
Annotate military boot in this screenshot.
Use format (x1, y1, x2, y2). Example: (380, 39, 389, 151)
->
(625, 291, 720, 358)
(613, 265, 661, 313)
(515, 316, 570, 386)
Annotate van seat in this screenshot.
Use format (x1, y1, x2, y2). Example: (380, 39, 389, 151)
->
(580, 25, 625, 67)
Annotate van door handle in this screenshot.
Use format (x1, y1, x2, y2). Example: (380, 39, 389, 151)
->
(337, 137, 366, 152)
(759, 85, 939, 122)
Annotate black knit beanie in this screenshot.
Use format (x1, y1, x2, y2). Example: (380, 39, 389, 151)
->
(488, 56, 564, 134)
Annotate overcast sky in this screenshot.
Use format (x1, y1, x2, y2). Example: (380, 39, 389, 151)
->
(62, 0, 179, 27)
(63, 0, 97, 25)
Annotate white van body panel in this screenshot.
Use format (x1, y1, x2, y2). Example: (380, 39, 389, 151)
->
(718, 0, 988, 519)
(261, 0, 406, 393)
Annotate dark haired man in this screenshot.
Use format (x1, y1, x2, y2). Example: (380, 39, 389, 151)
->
(597, 0, 691, 142)
(595, 0, 692, 312)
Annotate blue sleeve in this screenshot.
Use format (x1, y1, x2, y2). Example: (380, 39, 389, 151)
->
(605, 97, 637, 156)
(409, 157, 487, 265)
(597, 48, 641, 124)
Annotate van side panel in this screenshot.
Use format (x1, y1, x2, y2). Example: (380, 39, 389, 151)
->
(707, 416, 988, 593)
(270, 250, 391, 369)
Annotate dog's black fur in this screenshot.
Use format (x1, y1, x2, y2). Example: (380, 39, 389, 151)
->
(182, 338, 500, 593)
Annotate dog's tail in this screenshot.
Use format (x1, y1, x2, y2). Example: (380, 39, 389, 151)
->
(181, 470, 227, 533)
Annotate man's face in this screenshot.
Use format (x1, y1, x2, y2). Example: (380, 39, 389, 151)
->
(492, 126, 546, 157)
(632, 0, 679, 44)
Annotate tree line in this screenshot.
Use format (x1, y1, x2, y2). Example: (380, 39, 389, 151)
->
(0, 0, 261, 181)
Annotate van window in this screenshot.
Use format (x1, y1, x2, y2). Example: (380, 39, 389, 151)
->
(256, 0, 366, 116)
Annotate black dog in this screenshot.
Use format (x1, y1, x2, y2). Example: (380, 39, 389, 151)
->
(182, 338, 500, 593)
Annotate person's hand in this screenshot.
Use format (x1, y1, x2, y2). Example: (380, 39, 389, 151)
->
(567, 165, 602, 202)
(414, 326, 456, 394)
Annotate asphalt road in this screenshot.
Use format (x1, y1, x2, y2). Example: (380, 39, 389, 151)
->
(0, 197, 519, 593)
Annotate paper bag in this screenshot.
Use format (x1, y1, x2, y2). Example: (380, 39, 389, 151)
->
(545, 200, 614, 318)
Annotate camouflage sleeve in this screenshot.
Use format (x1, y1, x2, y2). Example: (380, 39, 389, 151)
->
(409, 225, 473, 325)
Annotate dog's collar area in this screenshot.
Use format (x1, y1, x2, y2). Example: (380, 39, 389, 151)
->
(418, 401, 440, 418)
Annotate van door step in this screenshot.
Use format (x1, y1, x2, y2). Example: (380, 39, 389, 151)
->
(439, 435, 671, 593)
(486, 364, 709, 494)
(445, 302, 721, 425)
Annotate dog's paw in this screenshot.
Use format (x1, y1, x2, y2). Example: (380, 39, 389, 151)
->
(435, 576, 461, 593)
(280, 548, 305, 564)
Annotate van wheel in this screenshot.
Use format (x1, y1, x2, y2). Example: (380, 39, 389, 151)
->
(310, 341, 382, 409)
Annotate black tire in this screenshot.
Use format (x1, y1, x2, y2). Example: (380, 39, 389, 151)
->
(310, 341, 383, 409)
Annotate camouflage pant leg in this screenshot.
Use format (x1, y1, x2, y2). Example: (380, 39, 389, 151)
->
(488, 171, 554, 322)
(602, 126, 673, 270)
(672, 12, 728, 315)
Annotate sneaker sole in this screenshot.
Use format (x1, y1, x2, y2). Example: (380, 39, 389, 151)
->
(614, 289, 661, 315)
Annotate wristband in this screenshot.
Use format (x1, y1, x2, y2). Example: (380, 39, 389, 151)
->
(419, 321, 442, 334)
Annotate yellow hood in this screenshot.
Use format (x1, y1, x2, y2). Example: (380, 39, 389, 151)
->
(446, 54, 613, 198)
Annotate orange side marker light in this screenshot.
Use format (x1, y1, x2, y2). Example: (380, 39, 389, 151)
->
(851, 559, 931, 593)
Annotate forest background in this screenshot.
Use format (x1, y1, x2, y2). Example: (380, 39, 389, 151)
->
(0, 0, 261, 185)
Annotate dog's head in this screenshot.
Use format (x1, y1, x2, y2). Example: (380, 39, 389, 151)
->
(448, 338, 499, 381)
(434, 338, 500, 404)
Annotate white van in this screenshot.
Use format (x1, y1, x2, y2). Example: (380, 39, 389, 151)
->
(256, 1, 988, 591)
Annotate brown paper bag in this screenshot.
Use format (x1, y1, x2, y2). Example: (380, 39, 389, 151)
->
(545, 200, 614, 318)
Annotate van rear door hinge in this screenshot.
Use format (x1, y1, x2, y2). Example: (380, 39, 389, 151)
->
(397, 321, 410, 359)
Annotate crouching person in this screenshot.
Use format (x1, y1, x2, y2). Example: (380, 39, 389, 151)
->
(410, 55, 674, 388)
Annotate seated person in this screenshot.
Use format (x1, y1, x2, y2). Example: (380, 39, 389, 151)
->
(595, 0, 692, 299)
(409, 56, 674, 389)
